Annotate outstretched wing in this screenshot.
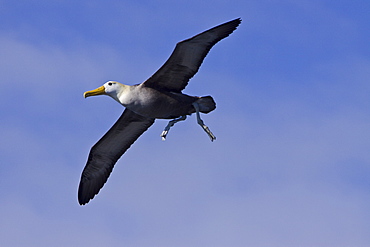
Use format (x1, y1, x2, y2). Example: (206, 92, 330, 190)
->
(143, 18, 241, 93)
(78, 109, 155, 205)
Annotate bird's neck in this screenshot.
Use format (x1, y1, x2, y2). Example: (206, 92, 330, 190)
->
(114, 84, 135, 106)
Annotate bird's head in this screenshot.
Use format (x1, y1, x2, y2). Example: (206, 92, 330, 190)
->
(84, 81, 127, 102)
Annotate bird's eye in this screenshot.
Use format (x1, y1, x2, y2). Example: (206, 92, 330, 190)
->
(108, 82, 113, 86)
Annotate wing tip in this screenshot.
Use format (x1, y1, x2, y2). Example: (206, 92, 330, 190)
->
(78, 199, 92, 206)
(225, 17, 242, 32)
(78, 199, 89, 206)
(78, 176, 101, 205)
(232, 17, 242, 24)
(78, 184, 93, 205)
(203, 17, 242, 41)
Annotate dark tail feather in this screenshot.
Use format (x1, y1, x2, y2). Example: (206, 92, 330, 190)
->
(196, 96, 216, 113)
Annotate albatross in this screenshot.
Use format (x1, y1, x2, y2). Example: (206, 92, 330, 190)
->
(78, 18, 241, 205)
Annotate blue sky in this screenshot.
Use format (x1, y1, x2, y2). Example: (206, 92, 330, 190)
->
(1, 0, 370, 246)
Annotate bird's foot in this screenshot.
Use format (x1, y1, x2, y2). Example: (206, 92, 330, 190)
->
(160, 115, 187, 141)
(202, 125, 216, 142)
(161, 130, 168, 141)
(192, 102, 216, 142)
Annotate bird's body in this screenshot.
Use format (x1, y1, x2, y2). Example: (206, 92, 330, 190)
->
(116, 83, 211, 119)
(78, 18, 241, 205)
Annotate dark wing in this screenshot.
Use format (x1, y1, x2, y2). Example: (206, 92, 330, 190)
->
(143, 18, 241, 93)
(78, 109, 155, 205)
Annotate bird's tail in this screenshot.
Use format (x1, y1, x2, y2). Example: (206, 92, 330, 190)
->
(196, 96, 216, 113)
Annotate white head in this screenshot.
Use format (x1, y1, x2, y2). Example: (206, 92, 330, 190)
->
(84, 81, 128, 103)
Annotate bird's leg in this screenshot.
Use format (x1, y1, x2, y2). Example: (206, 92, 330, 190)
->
(161, 115, 187, 141)
(192, 102, 216, 142)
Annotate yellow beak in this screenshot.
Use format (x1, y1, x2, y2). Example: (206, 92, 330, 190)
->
(84, 86, 106, 98)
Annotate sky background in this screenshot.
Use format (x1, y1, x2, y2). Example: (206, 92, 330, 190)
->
(1, 0, 370, 246)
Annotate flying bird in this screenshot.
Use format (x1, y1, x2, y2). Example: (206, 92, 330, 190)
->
(78, 18, 241, 205)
